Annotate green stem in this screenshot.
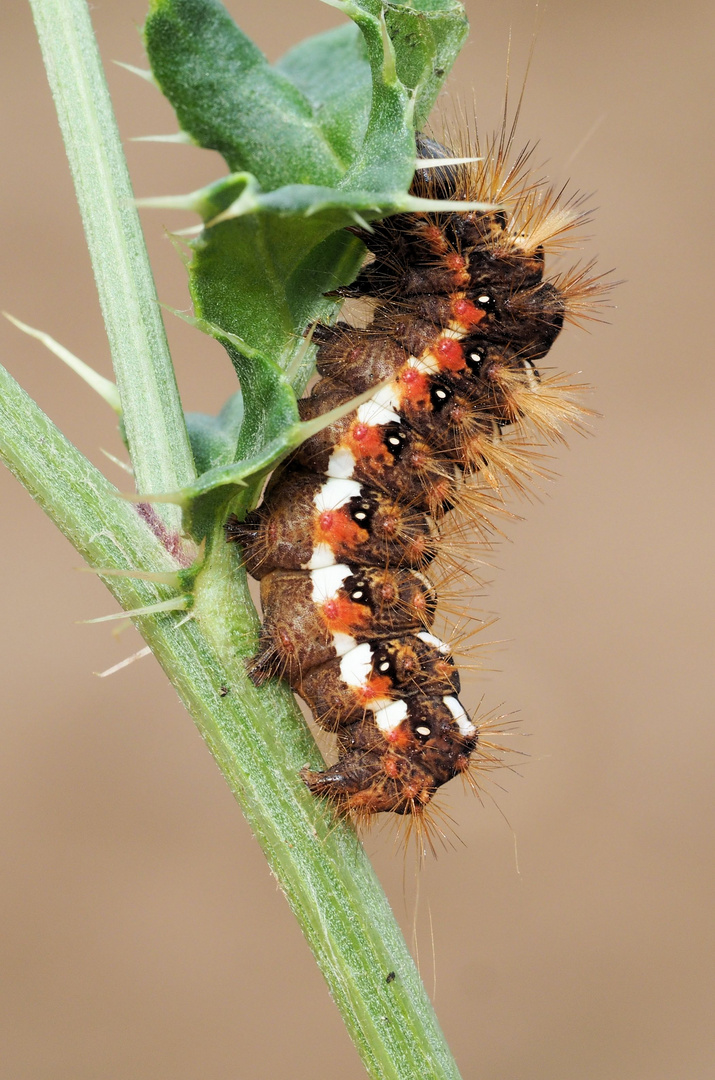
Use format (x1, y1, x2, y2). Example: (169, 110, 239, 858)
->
(0, 358, 464, 1080)
(28, 0, 196, 532)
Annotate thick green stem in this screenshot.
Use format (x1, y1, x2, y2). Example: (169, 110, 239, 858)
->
(28, 0, 196, 532)
(0, 357, 464, 1079)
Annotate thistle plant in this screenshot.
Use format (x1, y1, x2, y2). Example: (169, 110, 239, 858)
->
(2, 0, 480, 1076)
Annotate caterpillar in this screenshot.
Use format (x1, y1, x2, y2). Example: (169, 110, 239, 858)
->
(227, 129, 601, 826)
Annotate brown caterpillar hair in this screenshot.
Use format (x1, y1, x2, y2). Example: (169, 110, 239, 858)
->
(227, 129, 603, 829)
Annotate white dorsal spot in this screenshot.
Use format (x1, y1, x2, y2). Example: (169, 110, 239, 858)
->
(304, 542, 336, 570)
(357, 397, 401, 427)
(332, 631, 358, 657)
(409, 352, 439, 374)
(443, 695, 476, 737)
(310, 563, 352, 604)
(417, 630, 450, 654)
(365, 696, 394, 714)
(338, 642, 372, 681)
(327, 446, 356, 478)
(312, 476, 361, 514)
(369, 382, 402, 413)
(374, 699, 409, 733)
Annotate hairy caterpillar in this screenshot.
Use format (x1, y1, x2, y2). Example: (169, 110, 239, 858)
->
(227, 128, 601, 825)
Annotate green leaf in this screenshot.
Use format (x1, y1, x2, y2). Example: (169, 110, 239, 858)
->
(168, 431, 299, 541)
(318, 0, 414, 195)
(276, 24, 372, 166)
(143, 172, 493, 488)
(384, 0, 469, 126)
(185, 390, 244, 474)
(185, 174, 394, 362)
(278, 1, 468, 188)
(144, 0, 345, 186)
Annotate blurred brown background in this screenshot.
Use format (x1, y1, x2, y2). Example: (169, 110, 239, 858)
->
(1, 1, 714, 1077)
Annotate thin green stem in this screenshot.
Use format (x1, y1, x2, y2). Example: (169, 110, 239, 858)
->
(0, 358, 464, 1080)
(28, 0, 196, 532)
